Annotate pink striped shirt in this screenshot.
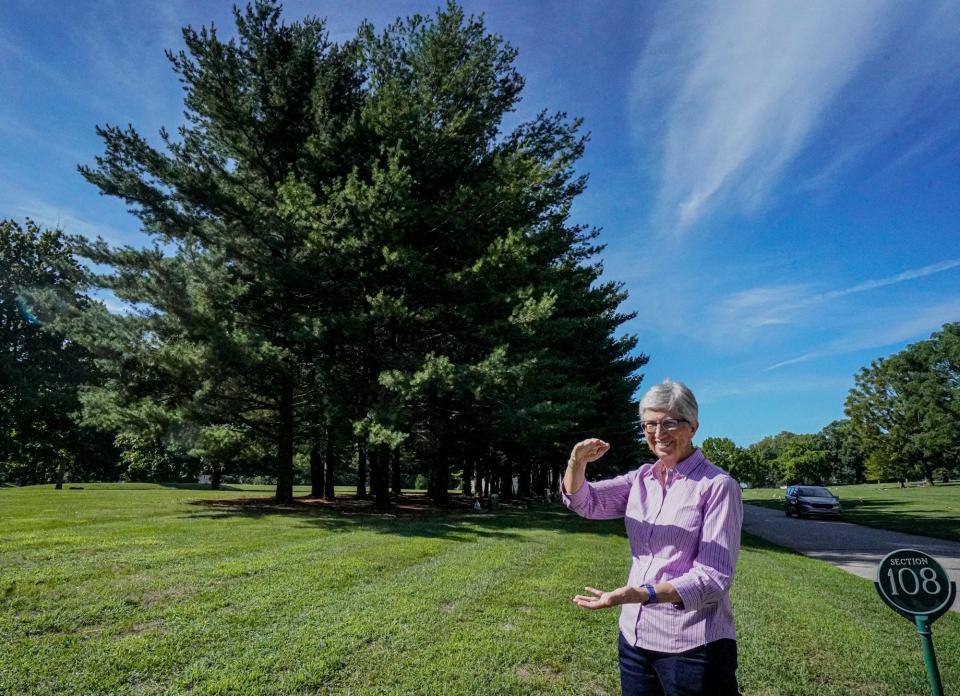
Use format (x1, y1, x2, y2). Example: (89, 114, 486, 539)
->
(562, 448, 742, 653)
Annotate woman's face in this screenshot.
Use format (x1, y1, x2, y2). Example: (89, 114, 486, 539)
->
(642, 409, 698, 466)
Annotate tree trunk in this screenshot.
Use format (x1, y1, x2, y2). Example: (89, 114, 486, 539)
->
(275, 379, 295, 504)
(517, 460, 531, 498)
(323, 430, 337, 500)
(54, 461, 64, 490)
(310, 439, 323, 498)
(430, 444, 450, 505)
(356, 443, 368, 498)
(372, 445, 391, 510)
(461, 457, 472, 496)
(533, 462, 547, 497)
(391, 448, 402, 497)
(210, 463, 221, 490)
(499, 456, 513, 500)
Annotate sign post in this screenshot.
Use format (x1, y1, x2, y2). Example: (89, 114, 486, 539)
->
(875, 549, 956, 696)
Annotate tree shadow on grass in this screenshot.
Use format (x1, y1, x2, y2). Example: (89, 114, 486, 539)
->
(740, 532, 798, 555)
(182, 493, 630, 541)
(159, 482, 249, 491)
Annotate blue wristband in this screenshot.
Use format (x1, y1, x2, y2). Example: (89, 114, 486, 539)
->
(641, 583, 657, 605)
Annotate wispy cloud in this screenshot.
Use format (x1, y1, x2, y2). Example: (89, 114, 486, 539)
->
(0, 186, 136, 246)
(90, 289, 137, 316)
(0, 114, 90, 167)
(697, 374, 852, 404)
(765, 298, 960, 371)
(630, 0, 960, 234)
(818, 260, 960, 301)
(708, 259, 960, 348)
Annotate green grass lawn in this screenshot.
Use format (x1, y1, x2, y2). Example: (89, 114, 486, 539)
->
(743, 481, 960, 542)
(2, 485, 959, 695)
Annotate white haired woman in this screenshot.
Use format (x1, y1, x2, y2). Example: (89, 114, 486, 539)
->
(563, 380, 742, 696)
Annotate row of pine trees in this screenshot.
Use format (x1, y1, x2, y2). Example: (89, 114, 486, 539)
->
(2, 2, 648, 506)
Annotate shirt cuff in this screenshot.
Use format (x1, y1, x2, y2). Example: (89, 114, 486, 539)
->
(669, 575, 704, 612)
(560, 480, 590, 509)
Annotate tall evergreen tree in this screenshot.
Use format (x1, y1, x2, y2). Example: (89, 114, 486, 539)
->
(351, 5, 647, 500)
(75, 3, 365, 502)
(0, 220, 115, 485)
(71, 1, 647, 503)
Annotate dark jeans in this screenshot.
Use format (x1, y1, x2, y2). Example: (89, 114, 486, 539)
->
(618, 632, 739, 696)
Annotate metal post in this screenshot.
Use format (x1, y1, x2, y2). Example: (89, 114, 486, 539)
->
(914, 615, 944, 696)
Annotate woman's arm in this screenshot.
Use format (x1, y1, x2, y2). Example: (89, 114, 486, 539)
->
(573, 581, 680, 609)
(562, 438, 637, 520)
(667, 476, 743, 611)
(563, 438, 609, 494)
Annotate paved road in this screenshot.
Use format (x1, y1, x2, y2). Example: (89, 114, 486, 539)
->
(742, 503, 960, 612)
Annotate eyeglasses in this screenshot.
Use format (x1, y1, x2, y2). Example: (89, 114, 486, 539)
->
(641, 418, 688, 433)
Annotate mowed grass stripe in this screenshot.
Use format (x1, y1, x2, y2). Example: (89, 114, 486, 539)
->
(4, 519, 434, 635)
(3, 492, 623, 695)
(322, 519, 627, 696)
(733, 534, 960, 696)
(4, 486, 960, 695)
(218, 517, 614, 694)
(5, 523, 469, 686)
(190, 523, 589, 693)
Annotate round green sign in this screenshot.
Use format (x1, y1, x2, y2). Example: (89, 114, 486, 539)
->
(875, 549, 953, 617)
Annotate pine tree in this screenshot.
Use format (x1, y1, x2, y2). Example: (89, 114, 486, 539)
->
(0, 220, 112, 485)
(71, 1, 648, 504)
(75, 3, 365, 502)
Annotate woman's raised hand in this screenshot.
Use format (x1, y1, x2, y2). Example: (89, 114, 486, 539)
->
(569, 438, 610, 467)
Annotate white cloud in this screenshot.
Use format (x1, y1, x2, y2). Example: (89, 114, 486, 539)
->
(707, 259, 960, 348)
(765, 298, 960, 371)
(630, 0, 960, 234)
(697, 374, 851, 404)
(93, 290, 132, 315)
(819, 260, 960, 301)
(0, 187, 136, 246)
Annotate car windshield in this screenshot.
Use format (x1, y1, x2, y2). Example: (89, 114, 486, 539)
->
(797, 487, 833, 498)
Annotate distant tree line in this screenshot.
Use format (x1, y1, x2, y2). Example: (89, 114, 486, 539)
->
(1, 2, 646, 505)
(703, 323, 960, 488)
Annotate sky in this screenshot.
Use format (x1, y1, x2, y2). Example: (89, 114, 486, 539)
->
(2, 0, 959, 445)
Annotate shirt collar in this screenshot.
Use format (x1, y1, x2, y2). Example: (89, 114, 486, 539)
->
(651, 447, 704, 485)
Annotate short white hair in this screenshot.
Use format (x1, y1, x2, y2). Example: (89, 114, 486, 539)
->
(639, 379, 698, 424)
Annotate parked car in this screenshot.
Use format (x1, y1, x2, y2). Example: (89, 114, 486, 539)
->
(784, 485, 842, 519)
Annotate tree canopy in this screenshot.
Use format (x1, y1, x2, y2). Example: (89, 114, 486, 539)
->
(846, 323, 960, 485)
(0, 219, 119, 485)
(56, 0, 647, 503)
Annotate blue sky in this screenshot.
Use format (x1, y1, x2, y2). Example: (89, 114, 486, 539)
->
(2, 1, 959, 445)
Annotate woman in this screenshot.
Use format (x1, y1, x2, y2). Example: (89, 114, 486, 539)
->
(563, 380, 742, 696)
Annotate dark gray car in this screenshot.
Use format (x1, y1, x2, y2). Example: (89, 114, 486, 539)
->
(784, 485, 842, 519)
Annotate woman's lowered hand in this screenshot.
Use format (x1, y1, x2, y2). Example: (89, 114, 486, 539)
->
(573, 585, 641, 610)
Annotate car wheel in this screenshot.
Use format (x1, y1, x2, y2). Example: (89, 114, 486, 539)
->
(784, 507, 792, 517)
(796, 509, 805, 519)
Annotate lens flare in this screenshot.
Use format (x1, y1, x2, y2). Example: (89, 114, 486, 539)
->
(15, 296, 40, 325)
